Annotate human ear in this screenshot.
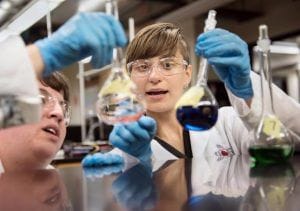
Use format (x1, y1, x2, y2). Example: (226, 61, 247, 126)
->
(184, 64, 192, 87)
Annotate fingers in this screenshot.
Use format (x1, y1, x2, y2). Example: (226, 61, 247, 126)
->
(91, 45, 113, 68)
(109, 125, 131, 150)
(103, 15, 128, 47)
(89, 14, 115, 68)
(138, 116, 157, 136)
(80, 13, 127, 68)
(195, 28, 247, 56)
(81, 153, 124, 167)
(202, 42, 244, 58)
(125, 124, 151, 142)
(208, 56, 249, 72)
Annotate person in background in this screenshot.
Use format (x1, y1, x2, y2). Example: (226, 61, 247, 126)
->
(0, 12, 128, 171)
(0, 12, 127, 126)
(0, 72, 70, 171)
(82, 23, 300, 167)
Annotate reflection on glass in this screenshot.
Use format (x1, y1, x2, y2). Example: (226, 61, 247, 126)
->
(249, 25, 294, 166)
(176, 10, 218, 131)
(0, 169, 71, 210)
(111, 163, 157, 211)
(241, 164, 295, 211)
(96, 0, 145, 125)
(83, 163, 124, 180)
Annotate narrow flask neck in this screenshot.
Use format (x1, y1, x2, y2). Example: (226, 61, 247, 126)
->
(259, 50, 276, 116)
(112, 48, 125, 72)
(196, 58, 208, 87)
(196, 10, 216, 87)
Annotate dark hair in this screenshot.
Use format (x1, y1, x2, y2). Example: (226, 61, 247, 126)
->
(39, 72, 70, 102)
(126, 22, 190, 64)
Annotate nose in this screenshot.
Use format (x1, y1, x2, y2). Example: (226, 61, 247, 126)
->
(148, 64, 163, 83)
(46, 101, 64, 123)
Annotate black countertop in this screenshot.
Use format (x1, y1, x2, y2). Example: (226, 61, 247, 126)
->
(1, 155, 300, 211)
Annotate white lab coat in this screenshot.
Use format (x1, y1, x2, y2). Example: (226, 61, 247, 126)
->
(0, 36, 39, 97)
(3, 35, 299, 166)
(151, 71, 300, 163)
(189, 155, 251, 198)
(0, 35, 41, 125)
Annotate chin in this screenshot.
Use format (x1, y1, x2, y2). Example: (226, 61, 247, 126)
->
(148, 103, 175, 113)
(33, 144, 60, 163)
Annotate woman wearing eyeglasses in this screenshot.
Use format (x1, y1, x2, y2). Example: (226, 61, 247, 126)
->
(0, 72, 70, 171)
(82, 23, 300, 166)
(83, 23, 300, 164)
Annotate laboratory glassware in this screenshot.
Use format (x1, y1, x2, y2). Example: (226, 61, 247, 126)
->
(241, 163, 295, 211)
(176, 10, 218, 131)
(96, 0, 145, 124)
(249, 25, 294, 165)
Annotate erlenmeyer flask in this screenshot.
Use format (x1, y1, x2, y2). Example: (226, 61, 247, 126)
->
(96, 0, 145, 125)
(249, 25, 294, 165)
(176, 10, 218, 131)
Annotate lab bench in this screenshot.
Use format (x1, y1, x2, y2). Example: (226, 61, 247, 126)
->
(3, 155, 300, 210)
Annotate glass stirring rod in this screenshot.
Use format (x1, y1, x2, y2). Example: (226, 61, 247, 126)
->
(176, 10, 218, 131)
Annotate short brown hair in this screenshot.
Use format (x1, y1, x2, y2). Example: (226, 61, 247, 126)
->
(126, 23, 190, 64)
(39, 72, 70, 102)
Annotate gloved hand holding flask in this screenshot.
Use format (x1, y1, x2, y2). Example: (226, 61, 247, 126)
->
(109, 116, 157, 162)
(35, 12, 127, 76)
(195, 28, 253, 100)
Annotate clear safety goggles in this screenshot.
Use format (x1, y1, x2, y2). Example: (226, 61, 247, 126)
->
(127, 57, 188, 77)
(39, 93, 71, 126)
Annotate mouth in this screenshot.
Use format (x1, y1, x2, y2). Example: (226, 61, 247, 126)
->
(42, 125, 59, 138)
(146, 90, 168, 96)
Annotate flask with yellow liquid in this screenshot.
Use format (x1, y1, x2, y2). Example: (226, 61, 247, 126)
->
(96, 0, 145, 124)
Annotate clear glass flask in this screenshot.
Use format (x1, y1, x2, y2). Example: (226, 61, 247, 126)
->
(96, 0, 145, 124)
(176, 10, 218, 131)
(241, 163, 295, 211)
(249, 25, 294, 165)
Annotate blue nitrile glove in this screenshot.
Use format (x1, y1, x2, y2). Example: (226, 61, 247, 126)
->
(109, 116, 157, 162)
(195, 28, 253, 100)
(35, 12, 127, 76)
(83, 163, 124, 180)
(81, 152, 124, 167)
(112, 163, 157, 210)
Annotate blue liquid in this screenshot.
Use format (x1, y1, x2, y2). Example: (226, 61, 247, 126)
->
(176, 105, 218, 131)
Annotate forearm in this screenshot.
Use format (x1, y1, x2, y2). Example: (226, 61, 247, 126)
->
(228, 71, 300, 135)
(26, 44, 45, 77)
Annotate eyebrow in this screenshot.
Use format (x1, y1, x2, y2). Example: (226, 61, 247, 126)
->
(39, 88, 66, 103)
(141, 56, 177, 62)
(39, 88, 49, 95)
(159, 53, 176, 59)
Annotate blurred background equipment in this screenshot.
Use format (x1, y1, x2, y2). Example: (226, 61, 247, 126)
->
(0, 0, 299, 144)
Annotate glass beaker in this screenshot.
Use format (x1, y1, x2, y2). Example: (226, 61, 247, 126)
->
(249, 25, 294, 165)
(176, 10, 218, 131)
(96, 0, 145, 125)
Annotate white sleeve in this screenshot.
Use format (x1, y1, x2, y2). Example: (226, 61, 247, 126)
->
(227, 71, 300, 136)
(215, 107, 254, 154)
(0, 35, 41, 125)
(0, 35, 39, 97)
